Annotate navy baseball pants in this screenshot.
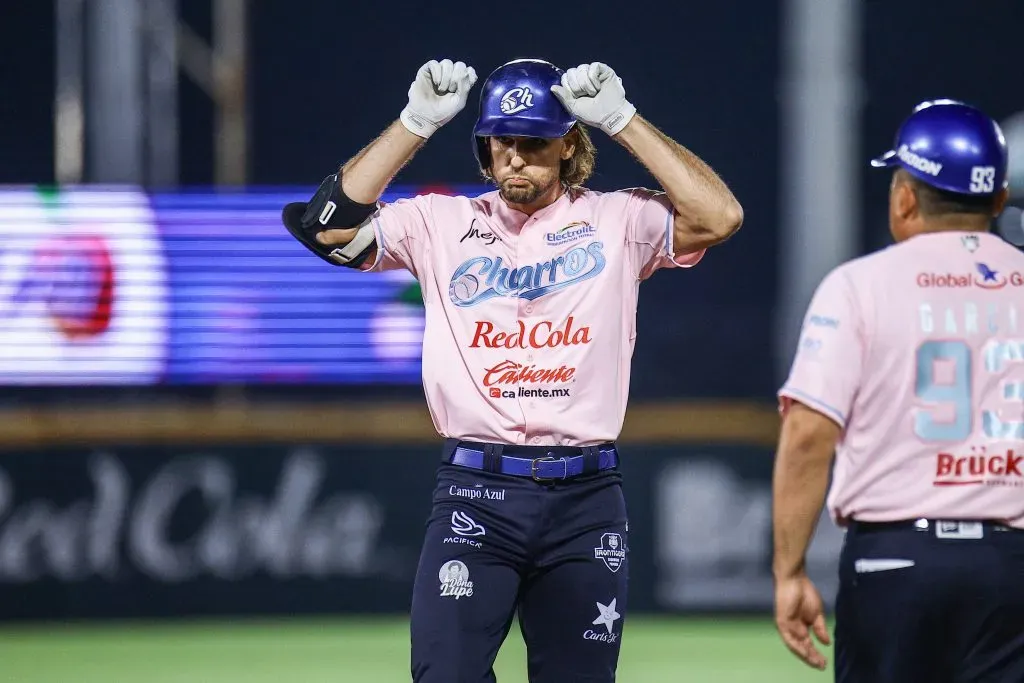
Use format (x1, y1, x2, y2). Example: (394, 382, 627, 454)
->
(835, 519, 1024, 683)
(410, 440, 629, 683)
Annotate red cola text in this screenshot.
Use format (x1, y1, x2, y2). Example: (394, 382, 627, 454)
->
(470, 317, 592, 349)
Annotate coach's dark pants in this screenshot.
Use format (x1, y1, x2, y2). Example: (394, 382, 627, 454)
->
(835, 520, 1024, 683)
(409, 452, 628, 683)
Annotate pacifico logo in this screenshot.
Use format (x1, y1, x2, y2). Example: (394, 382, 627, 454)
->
(448, 241, 606, 307)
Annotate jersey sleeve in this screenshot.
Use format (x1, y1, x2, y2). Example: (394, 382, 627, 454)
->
(777, 267, 866, 428)
(366, 195, 431, 276)
(625, 188, 705, 280)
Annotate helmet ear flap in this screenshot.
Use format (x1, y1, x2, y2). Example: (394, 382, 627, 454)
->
(474, 136, 492, 176)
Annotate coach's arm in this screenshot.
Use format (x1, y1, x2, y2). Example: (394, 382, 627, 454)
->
(613, 116, 744, 256)
(771, 401, 840, 671)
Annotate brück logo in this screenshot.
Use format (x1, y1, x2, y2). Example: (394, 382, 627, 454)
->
(933, 449, 1023, 487)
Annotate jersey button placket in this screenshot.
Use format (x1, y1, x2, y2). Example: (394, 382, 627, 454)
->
(519, 223, 540, 443)
(523, 302, 535, 364)
(519, 297, 533, 439)
(512, 227, 532, 440)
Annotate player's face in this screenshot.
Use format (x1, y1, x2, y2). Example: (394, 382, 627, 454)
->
(489, 135, 575, 207)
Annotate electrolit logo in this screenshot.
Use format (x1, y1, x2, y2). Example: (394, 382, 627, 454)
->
(448, 241, 605, 307)
(545, 221, 597, 246)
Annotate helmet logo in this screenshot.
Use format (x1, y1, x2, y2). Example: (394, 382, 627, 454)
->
(499, 87, 534, 115)
(897, 144, 943, 177)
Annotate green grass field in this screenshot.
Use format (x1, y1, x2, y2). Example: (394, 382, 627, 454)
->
(0, 616, 834, 682)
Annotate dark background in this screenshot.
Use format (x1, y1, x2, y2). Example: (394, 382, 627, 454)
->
(4, 1, 1023, 400)
(0, 0, 1021, 626)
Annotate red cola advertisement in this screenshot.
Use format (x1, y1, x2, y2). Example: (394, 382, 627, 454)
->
(0, 442, 843, 620)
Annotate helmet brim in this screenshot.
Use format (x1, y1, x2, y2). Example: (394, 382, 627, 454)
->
(473, 117, 576, 140)
(870, 149, 898, 168)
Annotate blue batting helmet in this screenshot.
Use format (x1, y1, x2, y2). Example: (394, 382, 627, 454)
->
(472, 59, 577, 169)
(871, 99, 1009, 195)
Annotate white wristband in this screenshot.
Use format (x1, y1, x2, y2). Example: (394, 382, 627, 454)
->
(400, 106, 438, 139)
(601, 102, 637, 136)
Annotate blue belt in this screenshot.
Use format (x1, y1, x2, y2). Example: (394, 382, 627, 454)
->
(449, 444, 619, 481)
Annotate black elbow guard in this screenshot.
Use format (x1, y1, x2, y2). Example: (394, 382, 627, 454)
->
(281, 171, 379, 267)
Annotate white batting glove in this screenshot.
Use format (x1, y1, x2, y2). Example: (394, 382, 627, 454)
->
(399, 59, 478, 139)
(550, 63, 636, 137)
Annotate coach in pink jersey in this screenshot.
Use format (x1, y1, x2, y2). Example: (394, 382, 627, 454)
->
(772, 99, 1024, 683)
(281, 57, 742, 681)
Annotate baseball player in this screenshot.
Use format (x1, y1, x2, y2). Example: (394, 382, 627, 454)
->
(281, 58, 742, 682)
(772, 99, 1024, 682)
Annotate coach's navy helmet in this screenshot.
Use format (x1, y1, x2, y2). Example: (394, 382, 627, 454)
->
(472, 59, 577, 169)
(871, 99, 1009, 195)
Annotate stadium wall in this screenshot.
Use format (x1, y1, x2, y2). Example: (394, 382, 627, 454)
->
(0, 401, 843, 621)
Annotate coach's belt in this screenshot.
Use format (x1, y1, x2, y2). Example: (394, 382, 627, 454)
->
(851, 519, 1021, 536)
(448, 443, 619, 481)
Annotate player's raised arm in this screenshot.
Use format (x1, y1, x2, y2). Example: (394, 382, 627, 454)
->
(551, 62, 743, 255)
(280, 59, 477, 269)
(343, 59, 478, 204)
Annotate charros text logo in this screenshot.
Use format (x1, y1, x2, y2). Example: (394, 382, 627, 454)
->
(449, 241, 605, 306)
(499, 87, 534, 115)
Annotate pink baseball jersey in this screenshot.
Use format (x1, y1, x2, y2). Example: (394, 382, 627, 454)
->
(779, 231, 1024, 529)
(364, 187, 703, 447)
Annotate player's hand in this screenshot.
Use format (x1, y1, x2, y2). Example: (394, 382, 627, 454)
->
(400, 59, 478, 139)
(774, 573, 831, 671)
(550, 62, 636, 137)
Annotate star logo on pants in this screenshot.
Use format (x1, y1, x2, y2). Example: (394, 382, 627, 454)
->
(592, 599, 621, 634)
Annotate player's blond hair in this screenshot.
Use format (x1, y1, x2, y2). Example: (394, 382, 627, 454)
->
(479, 124, 597, 188)
(560, 124, 596, 188)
